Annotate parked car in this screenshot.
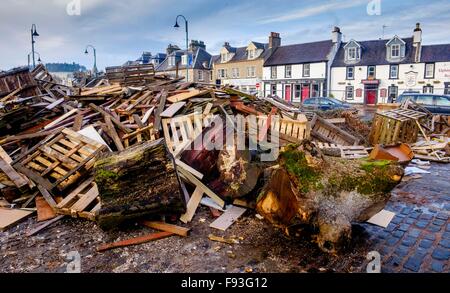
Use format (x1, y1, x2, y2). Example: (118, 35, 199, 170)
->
(302, 97, 353, 111)
(396, 93, 450, 115)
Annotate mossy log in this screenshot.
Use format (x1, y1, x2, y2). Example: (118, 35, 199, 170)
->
(256, 141, 404, 253)
(94, 139, 185, 230)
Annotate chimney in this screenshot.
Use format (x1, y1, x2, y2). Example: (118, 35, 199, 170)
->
(269, 32, 281, 49)
(332, 26, 342, 44)
(190, 40, 206, 52)
(413, 23, 422, 63)
(166, 44, 180, 55)
(223, 42, 230, 48)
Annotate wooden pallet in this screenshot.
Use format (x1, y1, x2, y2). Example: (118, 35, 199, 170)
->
(13, 128, 106, 192)
(257, 115, 310, 143)
(162, 113, 215, 155)
(123, 124, 157, 148)
(54, 177, 100, 221)
(106, 64, 155, 86)
(369, 109, 426, 145)
(314, 142, 368, 159)
(311, 115, 359, 146)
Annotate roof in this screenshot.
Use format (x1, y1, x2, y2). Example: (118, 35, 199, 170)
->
(156, 47, 212, 72)
(214, 43, 271, 64)
(264, 40, 333, 66)
(332, 37, 415, 67)
(420, 44, 450, 63)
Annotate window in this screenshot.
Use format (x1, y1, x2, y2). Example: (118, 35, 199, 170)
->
(311, 84, 319, 97)
(294, 85, 301, 100)
(347, 47, 360, 60)
(271, 67, 277, 79)
(423, 85, 434, 94)
(168, 56, 176, 67)
(303, 64, 310, 77)
(231, 68, 239, 78)
(346, 67, 354, 80)
(197, 71, 204, 81)
(210, 72, 213, 82)
(445, 82, 450, 95)
(416, 95, 434, 105)
(285, 65, 292, 78)
(217, 69, 227, 78)
(271, 84, 277, 96)
(367, 66, 376, 79)
(345, 86, 354, 100)
(425, 63, 435, 79)
(247, 66, 256, 78)
(248, 50, 255, 59)
(388, 85, 398, 102)
(391, 44, 400, 58)
(221, 53, 228, 63)
(390, 65, 399, 79)
(182, 55, 188, 65)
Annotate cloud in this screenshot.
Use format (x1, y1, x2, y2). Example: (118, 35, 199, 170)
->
(258, 0, 367, 24)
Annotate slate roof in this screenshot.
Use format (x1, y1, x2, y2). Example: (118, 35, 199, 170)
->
(332, 37, 415, 67)
(156, 47, 212, 71)
(214, 43, 272, 64)
(420, 44, 450, 63)
(264, 40, 333, 66)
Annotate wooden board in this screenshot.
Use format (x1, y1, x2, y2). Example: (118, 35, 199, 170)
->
(0, 208, 34, 231)
(35, 196, 57, 222)
(367, 210, 396, 228)
(179, 187, 203, 224)
(141, 221, 190, 237)
(167, 89, 208, 103)
(209, 205, 247, 231)
(97, 231, 174, 252)
(160, 102, 186, 118)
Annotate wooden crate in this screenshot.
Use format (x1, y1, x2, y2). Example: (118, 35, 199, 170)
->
(257, 115, 310, 143)
(54, 177, 100, 221)
(13, 128, 106, 192)
(162, 114, 215, 155)
(369, 109, 427, 145)
(311, 115, 359, 146)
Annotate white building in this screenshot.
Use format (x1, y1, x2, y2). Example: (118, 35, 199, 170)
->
(330, 23, 450, 104)
(262, 27, 342, 103)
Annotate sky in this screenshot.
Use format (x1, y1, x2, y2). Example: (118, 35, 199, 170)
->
(1, 0, 450, 71)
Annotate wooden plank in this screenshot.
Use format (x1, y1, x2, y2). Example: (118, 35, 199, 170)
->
(70, 184, 99, 211)
(104, 116, 125, 151)
(179, 187, 203, 224)
(57, 177, 94, 208)
(367, 210, 395, 228)
(154, 91, 167, 131)
(72, 114, 84, 131)
(0, 157, 28, 188)
(89, 103, 132, 134)
(209, 205, 247, 231)
(141, 221, 190, 237)
(0, 208, 34, 231)
(0, 146, 13, 164)
(37, 185, 57, 208)
(97, 231, 174, 252)
(44, 109, 78, 130)
(167, 89, 207, 103)
(160, 102, 186, 118)
(26, 215, 65, 237)
(175, 159, 204, 180)
(142, 106, 155, 124)
(35, 196, 57, 222)
(178, 167, 225, 207)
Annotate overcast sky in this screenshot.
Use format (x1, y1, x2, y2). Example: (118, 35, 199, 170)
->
(1, 0, 450, 71)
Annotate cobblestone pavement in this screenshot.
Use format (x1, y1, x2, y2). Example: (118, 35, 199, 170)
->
(359, 162, 450, 273)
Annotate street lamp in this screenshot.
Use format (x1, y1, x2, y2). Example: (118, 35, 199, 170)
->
(174, 15, 189, 82)
(30, 24, 39, 69)
(85, 45, 98, 77)
(28, 51, 42, 68)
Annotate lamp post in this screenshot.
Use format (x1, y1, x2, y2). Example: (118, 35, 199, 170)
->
(85, 45, 98, 77)
(174, 15, 189, 82)
(28, 52, 42, 68)
(30, 24, 39, 69)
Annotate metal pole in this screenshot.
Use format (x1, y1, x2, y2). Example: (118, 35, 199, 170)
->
(31, 27, 36, 69)
(93, 48, 98, 77)
(185, 19, 189, 82)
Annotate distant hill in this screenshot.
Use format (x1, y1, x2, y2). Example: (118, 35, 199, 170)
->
(45, 62, 87, 73)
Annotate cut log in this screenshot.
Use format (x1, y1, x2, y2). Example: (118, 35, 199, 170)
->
(256, 141, 404, 253)
(95, 139, 186, 230)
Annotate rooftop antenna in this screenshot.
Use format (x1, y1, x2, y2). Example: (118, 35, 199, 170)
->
(381, 25, 388, 39)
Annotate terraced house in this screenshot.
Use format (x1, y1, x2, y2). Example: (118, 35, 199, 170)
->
(262, 27, 342, 102)
(330, 23, 450, 104)
(213, 32, 280, 96)
(156, 40, 213, 83)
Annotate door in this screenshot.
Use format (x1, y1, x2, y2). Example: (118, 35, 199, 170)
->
(301, 84, 310, 102)
(285, 85, 292, 102)
(365, 85, 378, 104)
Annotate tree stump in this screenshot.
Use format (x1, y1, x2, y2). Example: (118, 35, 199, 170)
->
(94, 139, 185, 230)
(256, 141, 404, 253)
